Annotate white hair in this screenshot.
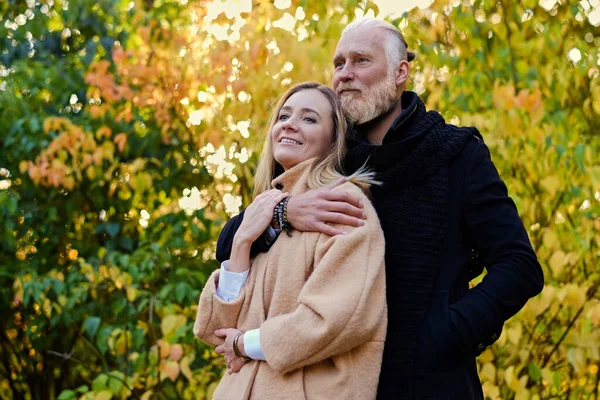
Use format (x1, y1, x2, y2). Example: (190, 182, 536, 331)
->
(341, 18, 415, 70)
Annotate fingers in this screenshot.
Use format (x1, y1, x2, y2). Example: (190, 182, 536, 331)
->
(324, 201, 366, 221)
(215, 345, 224, 354)
(323, 190, 364, 212)
(271, 192, 289, 207)
(323, 212, 365, 227)
(214, 329, 226, 338)
(315, 222, 347, 237)
(215, 328, 236, 337)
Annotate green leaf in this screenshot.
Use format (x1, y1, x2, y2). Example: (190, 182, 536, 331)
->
(175, 282, 186, 303)
(57, 390, 77, 400)
(528, 363, 541, 382)
(84, 316, 101, 338)
(107, 371, 124, 395)
(552, 371, 561, 391)
(92, 374, 109, 392)
(75, 385, 89, 393)
(96, 327, 113, 355)
(105, 222, 121, 238)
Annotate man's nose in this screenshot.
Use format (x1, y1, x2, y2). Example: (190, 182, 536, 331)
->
(337, 64, 354, 81)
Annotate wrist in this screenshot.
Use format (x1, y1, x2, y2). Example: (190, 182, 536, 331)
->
(232, 233, 253, 249)
(238, 333, 248, 358)
(285, 196, 296, 226)
(233, 332, 250, 362)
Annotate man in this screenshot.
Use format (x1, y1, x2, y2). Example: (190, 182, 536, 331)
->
(214, 18, 544, 399)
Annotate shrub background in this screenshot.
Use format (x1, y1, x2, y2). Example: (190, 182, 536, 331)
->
(1, 0, 599, 398)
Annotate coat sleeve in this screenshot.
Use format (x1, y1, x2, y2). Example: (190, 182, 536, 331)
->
(449, 141, 544, 355)
(259, 187, 387, 375)
(216, 209, 279, 263)
(193, 269, 247, 346)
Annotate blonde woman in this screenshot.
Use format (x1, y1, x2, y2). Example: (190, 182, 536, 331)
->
(194, 82, 386, 399)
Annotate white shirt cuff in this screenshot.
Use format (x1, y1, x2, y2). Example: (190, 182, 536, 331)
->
(244, 329, 265, 360)
(215, 260, 249, 302)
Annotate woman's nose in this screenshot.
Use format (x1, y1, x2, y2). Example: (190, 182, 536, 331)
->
(282, 118, 298, 131)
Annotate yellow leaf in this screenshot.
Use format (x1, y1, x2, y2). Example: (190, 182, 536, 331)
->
(43, 118, 53, 133)
(140, 391, 153, 400)
(95, 390, 113, 400)
(507, 322, 522, 345)
(542, 230, 559, 250)
(478, 348, 495, 364)
(86, 166, 96, 180)
(504, 366, 520, 392)
(161, 314, 187, 336)
(43, 298, 52, 319)
(563, 283, 586, 309)
(482, 381, 500, 400)
(180, 355, 193, 381)
(590, 303, 600, 326)
(540, 175, 561, 197)
(480, 362, 496, 382)
(158, 339, 171, 359)
(126, 287, 138, 302)
(549, 251, 566, 278)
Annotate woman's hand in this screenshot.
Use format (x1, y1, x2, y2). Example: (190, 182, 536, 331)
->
(235, 189, 289, 245)
(215, 328, 248, 374)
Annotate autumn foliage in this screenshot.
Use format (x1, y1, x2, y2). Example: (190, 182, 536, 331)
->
(1, 0, 599, 399)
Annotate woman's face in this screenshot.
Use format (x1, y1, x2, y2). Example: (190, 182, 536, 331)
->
(271, 89, 335, 171)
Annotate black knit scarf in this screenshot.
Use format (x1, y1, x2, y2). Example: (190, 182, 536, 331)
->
(345, 92, 479, 399)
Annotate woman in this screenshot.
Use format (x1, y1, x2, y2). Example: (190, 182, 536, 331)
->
(193, 82, 386, 399)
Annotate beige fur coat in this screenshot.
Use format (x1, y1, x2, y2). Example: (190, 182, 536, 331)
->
(194, 159, 387, 399)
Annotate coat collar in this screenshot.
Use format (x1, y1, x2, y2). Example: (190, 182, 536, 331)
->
(270, 157, 317, 195)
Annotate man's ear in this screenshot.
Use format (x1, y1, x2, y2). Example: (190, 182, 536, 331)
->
(395, 60, 410, 89)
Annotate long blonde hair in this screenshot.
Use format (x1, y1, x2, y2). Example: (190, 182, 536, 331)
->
(253, 82, 377, 198)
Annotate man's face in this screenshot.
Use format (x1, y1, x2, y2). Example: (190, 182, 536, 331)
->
(332, 27, 400, 124)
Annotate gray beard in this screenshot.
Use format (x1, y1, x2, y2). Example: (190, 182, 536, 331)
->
(339, 74, 399, 125)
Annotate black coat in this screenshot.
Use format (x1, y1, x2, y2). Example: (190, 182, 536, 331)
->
(216, 92, 544, 399)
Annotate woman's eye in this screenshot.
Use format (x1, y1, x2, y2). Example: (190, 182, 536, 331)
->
(304, 117, 316, 123)
(278, 114, 289, 121)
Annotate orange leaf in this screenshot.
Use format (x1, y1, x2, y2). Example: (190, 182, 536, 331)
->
(96, 126, 112, 140)
(160, 360, 180, 382)
(169, 344, 183, 362)
(114, 133, 128, 152)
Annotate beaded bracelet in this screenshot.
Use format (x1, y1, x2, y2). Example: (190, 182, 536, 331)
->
(273, 196, 293, 237)
(281, 196, 292, 237)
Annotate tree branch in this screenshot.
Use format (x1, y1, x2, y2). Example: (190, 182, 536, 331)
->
(47, 350, 132, 391)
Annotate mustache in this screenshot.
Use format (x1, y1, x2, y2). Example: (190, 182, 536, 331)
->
(336, 83, 362, 93)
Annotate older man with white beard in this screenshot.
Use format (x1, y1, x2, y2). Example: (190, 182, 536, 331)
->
(214, 18, 544, 400)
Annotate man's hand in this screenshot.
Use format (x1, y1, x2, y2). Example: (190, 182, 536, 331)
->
(287, 178, 366, 236)
(215, 328, 248, 374)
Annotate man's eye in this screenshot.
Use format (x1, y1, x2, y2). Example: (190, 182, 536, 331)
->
(358, 57, 368, 63)
(334, 61, 344, 68)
